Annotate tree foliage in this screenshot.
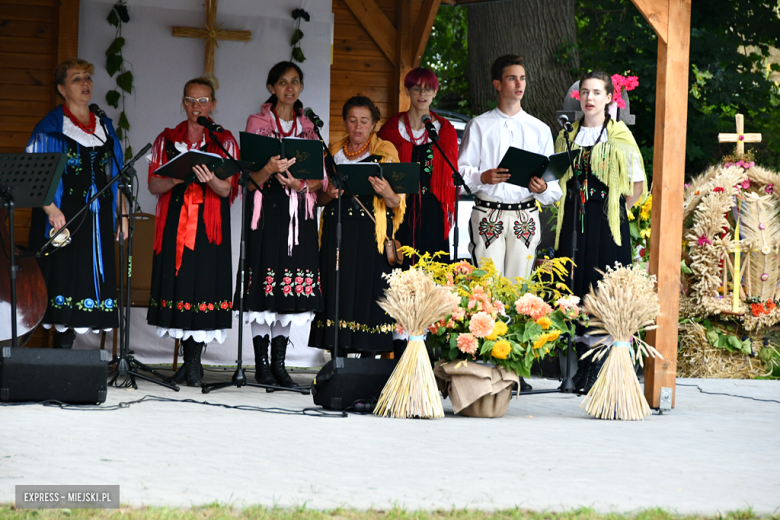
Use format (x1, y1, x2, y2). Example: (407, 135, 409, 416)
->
(421, 6, 470, 113)
(422, 1, 780, 174)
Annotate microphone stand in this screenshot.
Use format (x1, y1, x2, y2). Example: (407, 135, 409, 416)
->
(425, 120, 470, 262)
(202, 130, 309, 394)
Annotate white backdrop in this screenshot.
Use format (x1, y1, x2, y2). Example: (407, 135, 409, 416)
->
(72, 0, 332, 366)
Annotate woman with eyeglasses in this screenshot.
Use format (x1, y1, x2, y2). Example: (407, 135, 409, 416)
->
(377, 67, 459, 266)
(238, 61, 325, 389)
(26, 58, 126, 349)
(146, 75, 240, 387)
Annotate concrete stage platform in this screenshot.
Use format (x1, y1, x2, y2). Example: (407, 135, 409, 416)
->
(1, 370, 778, 514)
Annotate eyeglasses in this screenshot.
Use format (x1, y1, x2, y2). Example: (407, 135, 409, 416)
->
(410, 86, 435, 95)
(184, 96, 211, 106)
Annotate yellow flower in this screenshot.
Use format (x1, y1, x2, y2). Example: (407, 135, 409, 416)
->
(491, 340, 511, 360)
(535, 316, 552, 330)
(486, 320, 508, 340)
(627, 211, 636, 221)
(546, 330, 561, 342)
(533, 335, 548, 350)
(640, 228, 651, 239)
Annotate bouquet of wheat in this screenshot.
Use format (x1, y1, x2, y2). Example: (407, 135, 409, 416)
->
(375, 267, 454, 419)
(581, 263, 662, 420)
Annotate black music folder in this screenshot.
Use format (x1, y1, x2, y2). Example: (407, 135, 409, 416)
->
(497, 148, 574, 188)
(240, 132, 323, 180)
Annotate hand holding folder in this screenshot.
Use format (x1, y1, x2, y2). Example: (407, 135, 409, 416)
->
(338, 163, 421, 196)
(152, 150, 249, 181)
(239, 132, 324, 180)
(497, 147, 575, 189)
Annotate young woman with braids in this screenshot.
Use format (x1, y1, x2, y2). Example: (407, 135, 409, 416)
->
(554, 71, 647, 392)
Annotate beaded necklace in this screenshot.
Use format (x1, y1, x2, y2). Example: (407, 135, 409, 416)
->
(62, 104, 96, 134)
(403, 112, 427, 146)
(343, 134, 372, 159)
(272, 105, 297, 137)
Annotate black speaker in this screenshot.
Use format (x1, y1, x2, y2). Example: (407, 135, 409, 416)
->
(312, 357, 397, 410)
(0, 347, 109, 404)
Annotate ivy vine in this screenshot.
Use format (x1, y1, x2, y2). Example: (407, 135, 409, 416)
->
(290, 9, 310, 63)
(105, 1, 133, 161)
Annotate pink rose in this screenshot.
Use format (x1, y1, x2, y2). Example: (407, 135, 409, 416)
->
(304, 286, 313, 295)
(295, 285, 303, 294)
(266, 276, 274, 284)
(295, 277, 304, 285)
(264, 286, 273, 294)
(305, 277, 313, 285)
(283, 286, 292, 295)
(283, 277, 292, 285)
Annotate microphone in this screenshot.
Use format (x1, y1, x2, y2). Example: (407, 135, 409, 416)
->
(89, 103, 107, 119)
(303, 107, 324, 129)
(197, 116, 224, 133)
(558, 114, 573, 133)
(421, 114, 439, 142)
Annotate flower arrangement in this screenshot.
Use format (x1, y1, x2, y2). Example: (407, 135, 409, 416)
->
(405, 249, 583, 378)
(628, 194, 652, 261)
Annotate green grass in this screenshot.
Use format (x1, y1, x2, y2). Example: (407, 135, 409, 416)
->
(0, 506, 777, 520)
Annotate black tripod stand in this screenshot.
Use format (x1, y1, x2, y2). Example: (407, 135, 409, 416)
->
(202, 130, 309, 395)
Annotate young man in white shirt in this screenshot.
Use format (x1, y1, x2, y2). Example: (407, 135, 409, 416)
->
(459, 54, 562, 280)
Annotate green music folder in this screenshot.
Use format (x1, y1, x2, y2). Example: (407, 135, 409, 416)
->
(381, 163, 420, 194)
(497, 148, 575, 188)
(338, 163, 382, 196)
(152, 150, 245, 181)
(239, 132, 323, 180)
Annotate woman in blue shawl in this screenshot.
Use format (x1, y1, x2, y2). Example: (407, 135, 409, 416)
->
(26, 58, 126, 348)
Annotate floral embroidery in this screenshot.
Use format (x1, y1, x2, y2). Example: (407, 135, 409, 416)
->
(316, 319, 395, 335)
(50, 295, 72, 309)
(51, 295, 114, 312)
(478, 218, 504, 248)
(264, 268, 276, 296)
(66, 149, 82, 175)
(279, 269, 320, 297)
(513, 218, 537, 248)
(149, 298, 231, 312)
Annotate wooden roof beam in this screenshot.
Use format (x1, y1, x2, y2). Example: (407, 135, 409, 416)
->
(343, 0, 397, 65)
(412, 0, 441, 68)
(632, 0, 668, 43)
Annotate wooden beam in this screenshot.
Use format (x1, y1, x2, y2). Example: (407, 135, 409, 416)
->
(412, 0, 441, 68)
(395, 0, 413, 114)
(342, 0, 397, 66)
(56, 0, 79, 109)
(644, 0, 691, 409)
(631, 0, 668, 43)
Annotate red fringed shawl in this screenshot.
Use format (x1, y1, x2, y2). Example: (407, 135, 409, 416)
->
(377, 110, 459, 238)
(148, 120, 240, 271)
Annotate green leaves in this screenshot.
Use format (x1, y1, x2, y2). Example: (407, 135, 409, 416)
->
(107, 8, 120, 27)
(292, 47, 306, 63)
(116, 71, 133, 93)
(290, 29, 303, 45)
(105, 90, 120, 109)
(118, 111, 130, 131)
(105, 37, 125, 56)
(106, 54, 123, 77)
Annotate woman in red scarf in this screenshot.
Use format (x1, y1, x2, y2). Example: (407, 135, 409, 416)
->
(377, 67, 459, 265)
(146, 76, 239, 387)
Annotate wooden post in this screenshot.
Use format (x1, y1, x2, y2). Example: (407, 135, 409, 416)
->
(643, 0, 691, 408)
(395, 0, 413, 114)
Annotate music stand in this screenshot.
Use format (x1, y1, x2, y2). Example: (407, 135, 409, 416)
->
(0, 153, 66, 349)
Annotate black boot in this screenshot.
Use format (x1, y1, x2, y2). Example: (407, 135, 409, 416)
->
(270, 336, 296, 388)
(584, 352, 606, 393)
(393, 339, 407, 359)
(184, 339, 204, 387)
(253, 335, 275, 385)
(171, 342, 188, 384)
(520, 377, 532, 392)
(572, 343, 591, 392)
(55, 329, 76, 349)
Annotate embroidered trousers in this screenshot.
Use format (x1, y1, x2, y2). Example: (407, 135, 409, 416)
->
(467, 202, 541, 280)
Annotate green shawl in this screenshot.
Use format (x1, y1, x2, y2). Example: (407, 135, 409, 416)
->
(553, 119, 647, 249)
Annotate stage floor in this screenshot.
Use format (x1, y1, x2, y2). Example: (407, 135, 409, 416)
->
(1, 373, 778, 513)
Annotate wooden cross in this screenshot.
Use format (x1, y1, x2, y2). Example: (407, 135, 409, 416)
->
(718, 114, 762, 156)
(172, 0, 252, 76)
